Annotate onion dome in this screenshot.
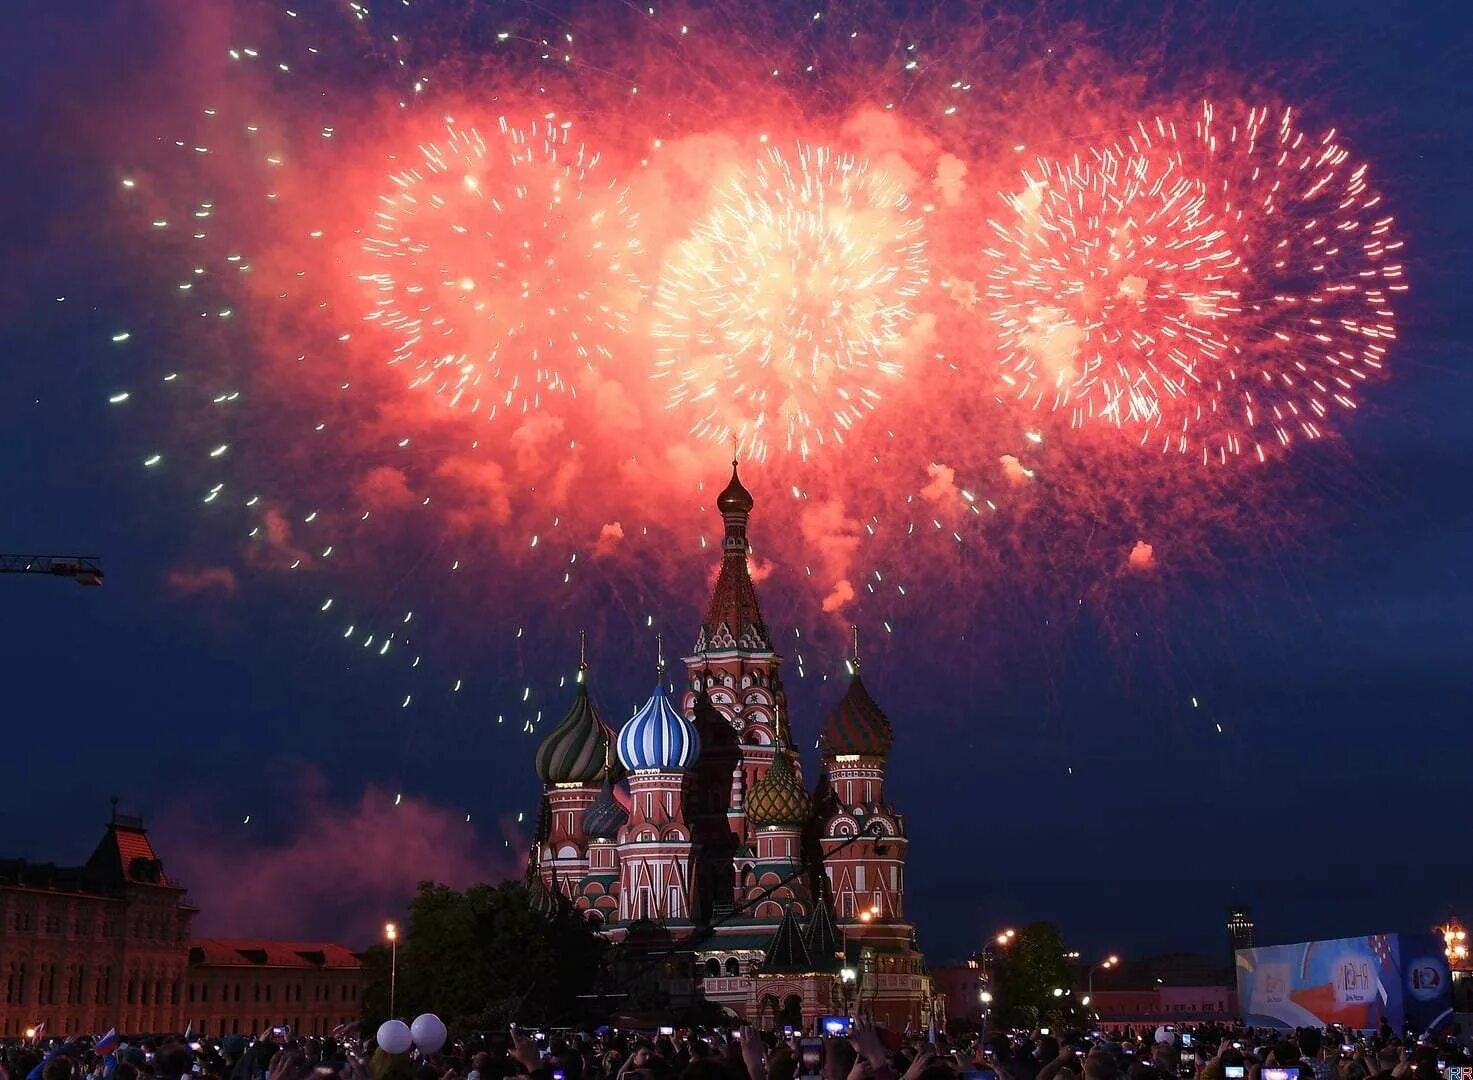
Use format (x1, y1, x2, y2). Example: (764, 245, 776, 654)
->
(535, 636, 608, 786)
(617, 636, 701, 771)
(717, 460, 754, 514)
(747, 749, 811, 827)
(582, 772, 628, 841)
(820, 674, 893, 758)
(820, 626, 893, 758)
(617, 684, 701, 771)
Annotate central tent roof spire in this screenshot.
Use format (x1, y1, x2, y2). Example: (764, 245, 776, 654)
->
(696, 459, 773, 654)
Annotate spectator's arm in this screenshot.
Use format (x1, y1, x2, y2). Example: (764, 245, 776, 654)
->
(740, 1028, 767, 1080)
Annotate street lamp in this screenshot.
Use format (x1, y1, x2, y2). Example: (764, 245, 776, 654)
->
(385, 921, 399, 1017)
(1052, 987, 1064, 998)
(1087, 955, 1119, 1000)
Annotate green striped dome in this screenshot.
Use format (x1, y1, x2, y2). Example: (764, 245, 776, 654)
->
(535, 679, 609, 785)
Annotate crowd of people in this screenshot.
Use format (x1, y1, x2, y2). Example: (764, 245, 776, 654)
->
(3, 1022, 1471, 1080)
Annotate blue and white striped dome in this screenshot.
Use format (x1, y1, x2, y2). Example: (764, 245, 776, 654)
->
(617, 685, 701, 771)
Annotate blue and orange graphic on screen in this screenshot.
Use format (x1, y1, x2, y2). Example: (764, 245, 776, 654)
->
(1236, 933, 1451, 1032)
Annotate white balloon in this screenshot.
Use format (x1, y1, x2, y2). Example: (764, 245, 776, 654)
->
(377, 1020, 412, 1055)
(410, 1013, 448, 1055)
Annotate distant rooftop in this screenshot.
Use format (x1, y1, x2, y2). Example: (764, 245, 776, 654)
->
(189, 939, 362, 970)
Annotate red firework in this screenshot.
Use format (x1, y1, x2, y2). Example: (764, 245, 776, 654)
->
(358, 115, 643, 420)
(984, 102, 1404, 462)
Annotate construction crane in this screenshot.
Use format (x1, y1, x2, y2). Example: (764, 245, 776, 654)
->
(0, 555, 104, 586)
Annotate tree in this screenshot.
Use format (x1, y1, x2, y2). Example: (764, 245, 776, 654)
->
(991, 922, 1076, 1030)
(362, 881, 608, 1031)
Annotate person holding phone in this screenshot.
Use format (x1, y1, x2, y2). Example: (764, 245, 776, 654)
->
(1200, 1040, 1248, 1080)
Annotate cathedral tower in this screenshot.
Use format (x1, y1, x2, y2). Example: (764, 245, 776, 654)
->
(682, 462, 787, 920)
(533, 632, 610, 899)
(615, 639, 702, 923)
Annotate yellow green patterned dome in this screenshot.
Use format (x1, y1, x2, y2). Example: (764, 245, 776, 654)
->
(747, 748, 811, 827)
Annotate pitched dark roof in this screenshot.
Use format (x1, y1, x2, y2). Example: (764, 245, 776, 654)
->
(804, 892, 843, 971)
(761, 905, 814, 974)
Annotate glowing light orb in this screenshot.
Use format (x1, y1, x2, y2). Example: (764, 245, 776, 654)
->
(359, 117, 642, 419)
(653, 141, 929, 462)
(986, 103, 1402, 462)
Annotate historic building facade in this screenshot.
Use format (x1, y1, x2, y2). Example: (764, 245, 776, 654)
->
(531, 464, 935, 1031)
(0, 813, 195, 1037)
(0, 813, 363, 1037)
(186, 940, 364, 1037)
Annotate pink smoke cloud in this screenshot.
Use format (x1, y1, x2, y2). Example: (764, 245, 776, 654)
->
(594, 521, 626, 556)
(800, 499, 863, 618)
(166, 565, 238, 598)
(244, 507, 310, 570)
(353, 465, 416, 511)
(920, 461, 960, 505)
(434, 456, 513, 529)
(821, 579, 856, 614)
(158, 774, 522, 946)
(934, 153, 968, 205)
(1000, 454, 1034, 485)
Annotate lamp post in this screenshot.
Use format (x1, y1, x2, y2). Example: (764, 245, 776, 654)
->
(842, 966, 858, 1016)
(1085, 955, 1118, 1020)
(846, 905, 880, 1013)
(978, 929, 1014, 1030)
(385, 922, 399, 1018)
(980, 990, 993, 1039)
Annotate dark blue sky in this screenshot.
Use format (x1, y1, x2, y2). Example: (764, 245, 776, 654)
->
(1, 0, 1471, 964)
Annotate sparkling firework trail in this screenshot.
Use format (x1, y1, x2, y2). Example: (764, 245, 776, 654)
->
(653, 141, 929, 462)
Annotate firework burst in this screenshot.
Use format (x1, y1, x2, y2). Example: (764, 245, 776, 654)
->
(98, 0, 1412, 759)
(652, 141, 929, 462)
(985, 102, 1403, 462)
(358, 116, 642, 420)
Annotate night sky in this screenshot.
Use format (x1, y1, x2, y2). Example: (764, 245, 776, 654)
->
(2, 0, 1471, 968)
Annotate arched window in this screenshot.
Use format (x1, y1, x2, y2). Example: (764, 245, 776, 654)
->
(705, 958, 720, 979)
(725, 957, 740, 977)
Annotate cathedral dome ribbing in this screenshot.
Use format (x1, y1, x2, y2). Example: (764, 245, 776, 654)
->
(534, 677, 609, 786)
(617, 685, 701, 771)
(746, 748, 811, 827)
(582, 772, 628, 840)
(820, 673, 893, 759)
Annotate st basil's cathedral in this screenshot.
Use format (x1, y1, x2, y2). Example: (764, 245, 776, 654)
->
(528, 464, 937, 1032)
